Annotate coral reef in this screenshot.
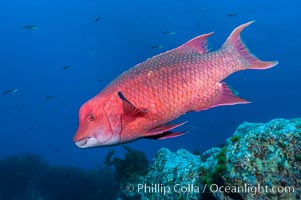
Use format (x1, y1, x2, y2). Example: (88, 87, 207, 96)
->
(142, 118, 301, 200)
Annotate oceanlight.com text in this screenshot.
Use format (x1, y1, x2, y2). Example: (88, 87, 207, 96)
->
(205, 183, 295, 196)
(125, 183, 295, 196)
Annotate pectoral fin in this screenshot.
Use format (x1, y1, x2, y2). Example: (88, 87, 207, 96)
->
(118, 91, 148, 118)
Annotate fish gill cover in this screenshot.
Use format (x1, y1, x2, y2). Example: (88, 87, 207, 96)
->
(0, 0, 300, 199)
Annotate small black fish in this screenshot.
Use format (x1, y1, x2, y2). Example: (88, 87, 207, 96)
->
(3, 88, 18, 95)
(22, 25, 38, 30)
(161, 31, 176, 35)
(97, 77, 103, 82)
(225, 13, 237, 17)
(62, 65, 71, 70)
(44, 96, 53, 100)
(152, 44, 164, 49)
(94, 16, 101, 23)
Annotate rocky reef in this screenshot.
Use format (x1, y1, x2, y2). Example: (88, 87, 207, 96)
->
(105, 146, 149, 200)
(144, 148, 202, 200)
(2, 118, 299, 200)
(223, 118, 301, 200)
(0, 154, 118, 200)
(125, 118, 301, 200)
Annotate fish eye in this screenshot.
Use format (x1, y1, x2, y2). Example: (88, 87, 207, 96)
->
(87, 113, 95, 121)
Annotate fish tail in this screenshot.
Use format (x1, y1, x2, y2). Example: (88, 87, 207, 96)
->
(223, 21, 278, 70)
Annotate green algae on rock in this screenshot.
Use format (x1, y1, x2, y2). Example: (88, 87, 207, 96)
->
(143, 148, 202, 200)
(224, 118, 301, 200)
(141, 118, 301, 200)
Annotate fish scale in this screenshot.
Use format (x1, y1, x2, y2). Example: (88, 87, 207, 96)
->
(73, 21, 278, 148)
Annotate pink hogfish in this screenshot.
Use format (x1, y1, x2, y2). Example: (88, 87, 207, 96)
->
(73, 21, 278, 148)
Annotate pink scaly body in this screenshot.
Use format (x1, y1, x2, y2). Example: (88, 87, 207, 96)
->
(73, 21, 278, 148)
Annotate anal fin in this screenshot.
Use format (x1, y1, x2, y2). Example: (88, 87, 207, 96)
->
(144, 131, 186, 140)
(143, 121, 187, 140)
(197, 82, 250, 111)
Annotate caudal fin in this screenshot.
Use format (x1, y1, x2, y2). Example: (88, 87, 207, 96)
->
(223, 21, 278, 70)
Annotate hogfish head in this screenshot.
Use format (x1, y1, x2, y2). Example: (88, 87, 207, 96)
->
(73, 96, 122, 148)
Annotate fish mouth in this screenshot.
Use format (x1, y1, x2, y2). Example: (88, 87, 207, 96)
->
(75, 136, 102, 148)
(74, 130, 119, 148)
(75, 137, 88, 148)
(74, 123, 122, 148)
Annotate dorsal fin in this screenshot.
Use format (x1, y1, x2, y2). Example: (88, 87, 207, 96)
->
(178, 32, 214, 54)
(117, 91, 148, 118)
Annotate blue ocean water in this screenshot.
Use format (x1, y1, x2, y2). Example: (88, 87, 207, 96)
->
(0, 0, 300, 172)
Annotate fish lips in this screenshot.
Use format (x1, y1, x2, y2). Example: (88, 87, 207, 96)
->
(74, 136, 99, 148)
(74, 128, 119, 148)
